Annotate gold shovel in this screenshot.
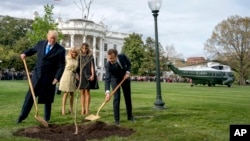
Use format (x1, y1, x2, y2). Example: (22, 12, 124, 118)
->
(23, 59, 48, 127)
(85, 77, 126, 121)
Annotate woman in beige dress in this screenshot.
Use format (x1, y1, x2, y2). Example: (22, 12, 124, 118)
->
(59, 47, 79, 115)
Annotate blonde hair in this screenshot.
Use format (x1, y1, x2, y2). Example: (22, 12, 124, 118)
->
(47, 30, 58, 38)
(68, 47, 79, 57)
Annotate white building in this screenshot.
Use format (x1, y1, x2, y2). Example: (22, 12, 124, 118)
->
(56, 18, 128, 81)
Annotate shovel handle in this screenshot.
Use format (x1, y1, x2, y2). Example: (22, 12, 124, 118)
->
(96, 77, 127, 116)
(109, 77, 127, 98)
(23, 59, 39, 113)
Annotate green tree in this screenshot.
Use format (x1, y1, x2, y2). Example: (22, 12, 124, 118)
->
(0, 41, 30, 71)
(140, 37, 156, 76)
(0, 5, 61, 71)
(204, 15, 250, 84)
(122, 33, 144, 75)
(26, 4, 62, 45)
(14, 37, 32, 54)
(0, 16, 32, 47)
(24, 4, 63, 70)
(13, 37, 33, 70)
(0, 45, 7, 70)
(137, 37, 168, 76)
(0, 16, 32, 71)
(159, 43, 169, 72)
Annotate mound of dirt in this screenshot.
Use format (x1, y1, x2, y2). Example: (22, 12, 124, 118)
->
(13, 121, 135, 141)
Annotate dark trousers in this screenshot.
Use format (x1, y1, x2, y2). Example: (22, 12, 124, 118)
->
(19, 90, 52, 121)
(111, 78, 132, 121)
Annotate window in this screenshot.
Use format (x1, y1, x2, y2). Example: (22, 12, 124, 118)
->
(114, 44, 117, 50)
(104, 58, 107, 66)
(96, 57, 98, 66)
(104, 43, 108, 51)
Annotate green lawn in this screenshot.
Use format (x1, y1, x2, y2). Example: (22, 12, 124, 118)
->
(0, 80, 249, 141)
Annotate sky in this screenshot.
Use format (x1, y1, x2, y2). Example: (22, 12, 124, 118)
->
(1, 0, 250, 58)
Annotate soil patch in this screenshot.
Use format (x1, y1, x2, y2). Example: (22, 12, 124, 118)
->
(13, 121, 135, 141)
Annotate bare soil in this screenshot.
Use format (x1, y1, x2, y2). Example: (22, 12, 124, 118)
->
(13, 121, 135, 141)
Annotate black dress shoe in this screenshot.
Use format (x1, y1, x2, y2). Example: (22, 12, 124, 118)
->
(128, 116, 136, 122)
(16, 117, 24, 124)
(114, 120, 120, 125)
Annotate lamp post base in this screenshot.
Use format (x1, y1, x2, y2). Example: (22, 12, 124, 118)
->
(154, 99, 166, 110)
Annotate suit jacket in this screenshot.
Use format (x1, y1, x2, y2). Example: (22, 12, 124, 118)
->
(24, 40, 66, 103)
(105, 54, 131, 91)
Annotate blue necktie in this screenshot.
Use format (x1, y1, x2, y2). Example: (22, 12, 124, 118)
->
(45, 45, 51, 55)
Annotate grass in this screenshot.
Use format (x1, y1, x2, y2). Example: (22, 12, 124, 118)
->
(0, 80, 250, 141)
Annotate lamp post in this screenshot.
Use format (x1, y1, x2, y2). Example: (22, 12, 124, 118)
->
(148, 0, 165, 109)
(0, 60, 2, 71)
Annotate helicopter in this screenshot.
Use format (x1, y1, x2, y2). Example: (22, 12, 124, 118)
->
(167, 62, 235, 87)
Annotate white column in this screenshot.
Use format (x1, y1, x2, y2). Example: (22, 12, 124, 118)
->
(99, 38, 104, 81)
(83, 35, 86, 43)
(70, 34, 74, 48)
(93, 36, 96, 67)
(99, 38, 103, 67)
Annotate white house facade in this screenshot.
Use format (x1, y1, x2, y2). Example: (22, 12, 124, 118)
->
(56, 18, 128, 81)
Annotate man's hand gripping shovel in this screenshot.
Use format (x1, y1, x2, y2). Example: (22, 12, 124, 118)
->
(85, 77, 126, 121)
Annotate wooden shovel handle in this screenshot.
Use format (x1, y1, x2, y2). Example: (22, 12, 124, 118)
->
(23, 59, 39, 114)
(109, 77, 127, 98)
(96, 77, 127, 116)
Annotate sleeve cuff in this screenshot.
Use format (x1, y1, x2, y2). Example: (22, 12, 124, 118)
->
(105, 90, 110, 95)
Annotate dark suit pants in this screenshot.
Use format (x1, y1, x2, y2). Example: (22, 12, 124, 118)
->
(19, 90, 52, 121)
(112, 79, 132, 121)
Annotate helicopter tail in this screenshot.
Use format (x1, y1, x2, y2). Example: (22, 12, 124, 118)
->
(167, 62, 182, 74)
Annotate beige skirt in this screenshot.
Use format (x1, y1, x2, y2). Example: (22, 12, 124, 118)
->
(59, 70, 76, 92)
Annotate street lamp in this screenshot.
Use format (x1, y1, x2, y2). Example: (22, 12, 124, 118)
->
(148, 0, 165, 109)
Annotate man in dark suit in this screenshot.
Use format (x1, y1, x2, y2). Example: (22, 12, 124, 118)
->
(105, 49, 134, 125)
(17, 30, 66, 123)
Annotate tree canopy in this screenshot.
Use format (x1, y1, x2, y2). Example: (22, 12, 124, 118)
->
(204, 15, 250, 84)
(0, 16, 33, 70)
(122, 34, 169, 76)
(0, 16, 32, 48)
(122, 33, 144, 75)
(26, 4, 62, 45)
(0, 4, 61, 71)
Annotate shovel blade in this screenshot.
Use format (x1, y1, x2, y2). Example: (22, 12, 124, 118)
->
(35, 116, 48, 127)
(85, 114, 100, 121)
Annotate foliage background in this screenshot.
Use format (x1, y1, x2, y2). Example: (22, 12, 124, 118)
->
(0, 4, 249, 84)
